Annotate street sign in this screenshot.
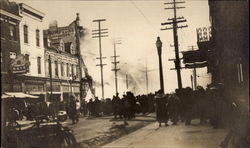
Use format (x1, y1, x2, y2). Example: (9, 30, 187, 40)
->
(182, 50, 207, 64)
(10, 54, 30, 74)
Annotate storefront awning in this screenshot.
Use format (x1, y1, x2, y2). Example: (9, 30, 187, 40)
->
(3, 92, 39, 99)
(1, 94, 11, 99)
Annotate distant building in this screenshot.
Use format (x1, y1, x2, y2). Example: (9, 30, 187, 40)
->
(43, 15, 84, 102)
(0, 0, 22, 92)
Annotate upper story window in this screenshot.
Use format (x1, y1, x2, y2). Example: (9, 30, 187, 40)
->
(71, 64, 74, 76)
(55, 60, 58, 76)
(1, 51, 2, 63)
(61, 62, 64, 76)
(237, 63, 244, 84)
(37, 57, 41, 74)
(36, 29, 40, 47)
(9, 25, 16, 41)
(47, 38, 51, 47)
(24, 25, 28, 43)
(10, 52, 16, 59)
(66, 63, 69, 77)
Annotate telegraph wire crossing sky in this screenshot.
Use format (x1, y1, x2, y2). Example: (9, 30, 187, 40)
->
(14, 0, 211, 99)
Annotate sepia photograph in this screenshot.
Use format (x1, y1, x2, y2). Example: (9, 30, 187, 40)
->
(1, 0, 249, 148)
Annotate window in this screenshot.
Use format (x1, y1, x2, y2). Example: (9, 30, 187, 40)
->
(55, 61, 58, 76)
(25, 54, 30, 72)
(71, 64, 74, 77)
(76, 66, 79, 78)
(1, 52, 2, 63)
(61, 63, 64, 76)
(47, 38, 51, 47)
(37, 57, 41, 74)
(36, 29, 40, 46)
(24, 25, 28, 43)
(237, 63, 244, 83)
(9, 25, 16, 41)
(10, 52, 16, 59)
(66, 63, 69, 77)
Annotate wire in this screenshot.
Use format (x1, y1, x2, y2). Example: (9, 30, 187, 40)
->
(129, 0, 172, 45)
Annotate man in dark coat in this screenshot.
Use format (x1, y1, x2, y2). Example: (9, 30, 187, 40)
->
(66, 95, 77, 124)
(155, 91, 169, 127)
(169, 93, 180, 125)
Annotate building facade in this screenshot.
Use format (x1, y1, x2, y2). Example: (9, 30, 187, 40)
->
(43, 16, 84, 102)
(0, 0, 22, 92)
(17, 3, 46, 98)
(208, 0, 249, 93)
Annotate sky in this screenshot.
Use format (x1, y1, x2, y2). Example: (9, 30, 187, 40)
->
(14, 0, 211, 99)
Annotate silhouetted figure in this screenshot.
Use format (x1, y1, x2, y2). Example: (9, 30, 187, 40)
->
(155, 91, 169, 127)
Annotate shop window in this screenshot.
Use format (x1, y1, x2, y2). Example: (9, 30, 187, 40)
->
(24, 25, 28, 43)
(36, 29, 40, 47)
(37, 57, 41, 74)
(10, 52, 16, 59)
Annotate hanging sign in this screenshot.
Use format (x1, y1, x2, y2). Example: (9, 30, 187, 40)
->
(10, 54, 30, 74)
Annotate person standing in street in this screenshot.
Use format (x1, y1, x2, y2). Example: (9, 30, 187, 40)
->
(66, 95, 78, 124)
(155, 90, 169, 127)
(169, 93, 180, 125)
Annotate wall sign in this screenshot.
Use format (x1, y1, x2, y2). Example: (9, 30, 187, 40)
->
(10, 54, 30, 74)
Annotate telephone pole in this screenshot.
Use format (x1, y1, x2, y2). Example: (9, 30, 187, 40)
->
(161, 0, 188, 89)
(190, 75, 194, 90)
(92, 19, 108, 99)
(111, 40, 121, 96)
(145, 63, 149, 94)
(48, 55, 53, 101)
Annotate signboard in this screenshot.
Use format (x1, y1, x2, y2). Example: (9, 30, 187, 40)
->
(10, 54, 30, 74)
(185, 61, 207, 69)
(196, 27, 212, 42)
(46, 26, 75, 39)
(182, 50, 207, 64)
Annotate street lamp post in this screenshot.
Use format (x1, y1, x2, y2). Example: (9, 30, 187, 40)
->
(156, 37, 164, 94)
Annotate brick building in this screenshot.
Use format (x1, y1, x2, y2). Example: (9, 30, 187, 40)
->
(43, 15, 85, 102)
(0, 0, 22, 92)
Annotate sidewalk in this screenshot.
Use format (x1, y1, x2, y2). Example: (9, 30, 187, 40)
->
(103, 119, 229, 148)
(64, 113, 156, 148)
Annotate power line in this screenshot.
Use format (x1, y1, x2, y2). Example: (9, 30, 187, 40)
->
(130, 0, 172, 45)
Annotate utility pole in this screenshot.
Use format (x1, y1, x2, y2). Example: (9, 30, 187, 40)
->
(92, 19, 108, 99)
(190, 75, 194, 90)
(111, 40, 121, 96)
(48, 55, 53, 101)
(145, 62, 149, 94)
(161, 0, 188, 89)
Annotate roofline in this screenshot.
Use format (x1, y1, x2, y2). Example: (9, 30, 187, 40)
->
(19, 3, 45, 17)
(0, 9, 22, 21)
